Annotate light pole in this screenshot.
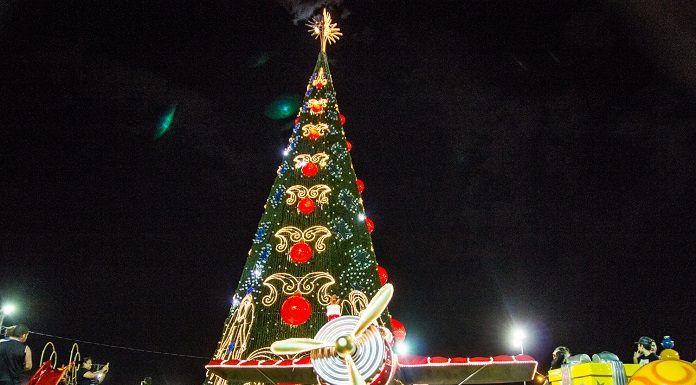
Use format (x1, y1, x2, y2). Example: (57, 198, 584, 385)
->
(1, 303, 17, 336)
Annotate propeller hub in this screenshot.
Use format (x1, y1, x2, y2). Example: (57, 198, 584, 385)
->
(335, 335, 356, 357)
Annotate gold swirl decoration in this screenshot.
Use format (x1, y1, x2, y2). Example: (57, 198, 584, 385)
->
(302, 122, 329, 138)
(346, 290, 369, 316)
(262, 272, 336, 307)
(274, 226, 304, 252)
(294, 152, 330, 169)
(274, 225, 332, 253)
(345, 290, 387, 327)
(307, 98, 328, 115)
(213, 295, 256, 361)
(312, 68, 329, 87)
(246, 348, 277, 360)
(245, 347, 305, 360)
(303, 226, 332, 252)
(285, 184, 332, 205)
(208, 295, 256, 385)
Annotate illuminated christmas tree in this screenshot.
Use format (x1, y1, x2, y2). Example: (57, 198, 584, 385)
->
(205, 10, 537, 385)
(204, 10, 394, 385)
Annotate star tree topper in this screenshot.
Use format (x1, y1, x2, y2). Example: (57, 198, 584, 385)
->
(307, 8, 343, 52)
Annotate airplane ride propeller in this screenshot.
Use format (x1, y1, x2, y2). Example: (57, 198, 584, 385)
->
(270, 284, 394, 385)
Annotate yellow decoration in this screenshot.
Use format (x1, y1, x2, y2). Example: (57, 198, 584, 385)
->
(212, 295, 255, 361)
(312, 67, 328, 88)
(274, 225, 332, 253)
(207, 294, 256, 385)
(285, 184, 332, 205)
(549, 363, 640, 385)
(302, 122, 329, 138)
(294, 153, 330, 169)
(346, 290, 369, 315)
(307, 8, 342, 53)
(660, 349, 680, 360)
(628, 359, 696, 385)
(307, 98, 328, 115)
(261, 272, 335, 306)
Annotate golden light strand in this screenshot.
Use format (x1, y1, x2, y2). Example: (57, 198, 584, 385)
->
(261, 272, 336, 306)
(285, 184, 332, 205)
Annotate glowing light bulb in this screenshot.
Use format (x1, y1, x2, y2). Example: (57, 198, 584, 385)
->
(396, 342, 410, 355)
(1, 303, 16, 315)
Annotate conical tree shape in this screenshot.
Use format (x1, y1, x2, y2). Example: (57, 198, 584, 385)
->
(205, 52, 390, 385)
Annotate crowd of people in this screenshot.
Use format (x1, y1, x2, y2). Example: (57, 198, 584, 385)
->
(547, 335, 669, 369)
(540, 335, 684, 384)
(1, 323, 159, 385)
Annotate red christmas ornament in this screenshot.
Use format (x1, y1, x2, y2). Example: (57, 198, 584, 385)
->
(377, 265, 388, 285)
(294, 117, 299, 126)
(365, 217, 374, 233)
(301, 162, 319, 177)
(346, 140, 352, 152)
(390, 318, 406, 344)
(290, 242, 313, 263)
(356, 179, 365, 193)
(308, 129, 320, 141)
(297, 197, 316, 215)
(280, 294, 312, 326)
(311, 103, 323, 113)
(339, 114, 346, 125)
(316, 82, 324, 90)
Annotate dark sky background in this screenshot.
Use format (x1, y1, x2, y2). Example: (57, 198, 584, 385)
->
(2, 1, 696, 384)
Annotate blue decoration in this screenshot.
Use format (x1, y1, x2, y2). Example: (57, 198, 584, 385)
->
(331, 142, 348, 160)
(305, 88, 313, 97)
(253, 222, 270, 244)
(338, 189, 358, 213)
(246, 287, 254, 295)
(271, 185, 286, 207)
(349, 245, 373, 267)
(661, 336, 674, 349)
(277, 161, 290, 177)
(227, 342, 235, 354)
(288, 136, 298, 150)
(258, 244, 272, 262)
(326, 109, 339, 124)
(329, 217, 353, 241)
(328, 161, 342, 179)
(339, 246, 375, 291)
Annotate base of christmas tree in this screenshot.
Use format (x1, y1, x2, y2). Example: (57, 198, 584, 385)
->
(206, 354, 537, 384)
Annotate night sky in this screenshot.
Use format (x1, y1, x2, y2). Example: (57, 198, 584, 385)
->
(2, 1, 696, 385)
